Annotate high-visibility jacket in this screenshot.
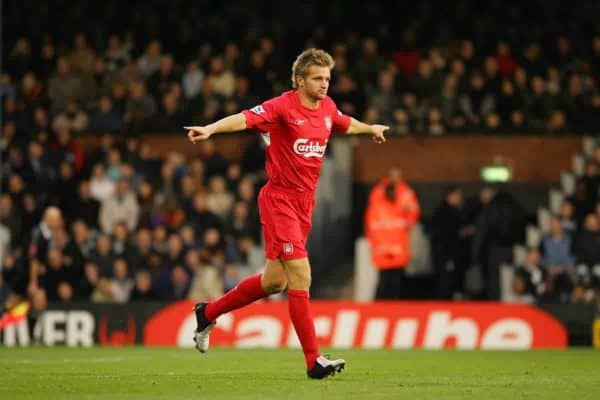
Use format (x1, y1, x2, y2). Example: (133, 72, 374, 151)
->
(365, 178, 420, 269)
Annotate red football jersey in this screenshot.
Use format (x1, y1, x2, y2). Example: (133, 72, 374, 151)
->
(242, 90, 351, 194)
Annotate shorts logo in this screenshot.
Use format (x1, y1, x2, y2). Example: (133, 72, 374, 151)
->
(293, 138, 327, 158)
(251, 105, 265, 115)
(261, 132, 271, 146)
(283, 243, 294, 255)
(324, 116, 332, 130)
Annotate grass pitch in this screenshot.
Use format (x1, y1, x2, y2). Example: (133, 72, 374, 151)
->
(0, 347, 598, 399)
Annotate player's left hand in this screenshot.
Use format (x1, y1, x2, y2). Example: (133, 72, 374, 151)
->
(371, 124, 389, 144)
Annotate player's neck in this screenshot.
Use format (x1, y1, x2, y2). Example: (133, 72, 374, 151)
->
(296, 90, 320, 110)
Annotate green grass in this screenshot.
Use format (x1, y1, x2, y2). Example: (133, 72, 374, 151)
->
(0, 347, 599, 399)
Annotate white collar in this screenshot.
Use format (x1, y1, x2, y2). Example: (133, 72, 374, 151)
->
(40, 222, 52, 240)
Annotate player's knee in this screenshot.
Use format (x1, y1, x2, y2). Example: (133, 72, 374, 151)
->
(283, 258, 312, 290)
(263, 278, 287, 294)
(288, 271, 311, 290)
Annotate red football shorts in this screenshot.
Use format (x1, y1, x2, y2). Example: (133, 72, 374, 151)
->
(258, 183, 314, 260)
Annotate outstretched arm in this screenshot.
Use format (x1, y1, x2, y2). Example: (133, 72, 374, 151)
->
(346, 117, 389, 144)
(185, 113, 247, 143)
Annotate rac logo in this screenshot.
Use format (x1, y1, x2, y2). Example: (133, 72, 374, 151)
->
(293, 138, 327, 159)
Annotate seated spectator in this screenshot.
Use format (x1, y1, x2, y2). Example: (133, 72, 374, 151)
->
(547, 111, 568, 134)
(152, 225, 169, 255)
(199, 227, 225, 268)
(52, 101, 88, 133)
(187, 261, 223, 300)
(130, 269, 159, 300)
(574, 214, 600, 266)
(426, 107, 446, 135)
(90, 163, 115, 202)
(206, 176, 234, 221)
(76, 261, 99, 299)
(459, 71, 495, 130)
(571, 281, 595, 304)
(189, 192, 221, 237)
(540, 216, 576, 298)
(137, 40, 162, 79)
(540, 216, 575, 270)
(519, 247, 545, 296)
(482, 113, 501, 134)
(495, 41, 518, 77)
(47, 57, 85, 112)
(26, 140, 55, 194)
(71, 219, 96, 259)
(91, 278, 115, 302)
(43, 248, 70, 301)
(88, 96, 124, 133)
(206, 56, 235, 98)
(110, 258, 134, 303)
(104, 34, 130, 72)
(99, 178, 139, 234)
(73, 181, 101, 229)
(105, 147, 124, 182)
(390, 108, 411, 135)
(168, 265, 190, 300)
(90, 234, 115, 277)
(147, 54, 179, 100)
(559, 199, 577, 235)
(57, 281, 74, 302)
(150, 92, 187, 132)
(51, 127, 85, 172)
(495, 79, 524, 123)
(165, 234, 185, 269)
(504, 268, 536, 304)
(112, 222, 133, 260)
(125, 81, 156, 134)
(367, 70, 399, 125)
(506, 110, 527, 134)
(199, 140, 229, 179)
(223, 264, 242, 292)
(0, 195, 21, 247)
(182, 61, 204, 100)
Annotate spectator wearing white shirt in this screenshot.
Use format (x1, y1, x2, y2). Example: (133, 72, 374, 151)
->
(90, 163, 115, 202)
(99, 178, 139, 234)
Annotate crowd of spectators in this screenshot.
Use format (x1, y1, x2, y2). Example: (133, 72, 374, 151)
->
(430, 150, 600, 305)
(509, 147, 600, 305)
(4, 0, 600, 141)
(0, 131, 267, 309)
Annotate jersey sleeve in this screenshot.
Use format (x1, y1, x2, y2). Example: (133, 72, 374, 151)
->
(331, 104, 351, 133)
(242, 97, 283, 132)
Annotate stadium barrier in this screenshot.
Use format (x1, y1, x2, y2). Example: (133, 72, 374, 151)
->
(79, 135, 582, 184)
(3, 301, 593, 349)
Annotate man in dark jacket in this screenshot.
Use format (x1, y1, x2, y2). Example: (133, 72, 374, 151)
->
(431, 186, 473, 299)
(472, 187, 524, 300)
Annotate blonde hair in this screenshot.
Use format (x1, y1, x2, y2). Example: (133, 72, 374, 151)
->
(291, 48, 335, 89)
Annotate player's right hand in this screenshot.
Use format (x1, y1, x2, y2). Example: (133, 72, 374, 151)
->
(371, 124, 389, 144)
(185, 126, 213, 143)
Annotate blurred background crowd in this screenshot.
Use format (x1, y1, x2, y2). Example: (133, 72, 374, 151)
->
(2, 0, 600, 311)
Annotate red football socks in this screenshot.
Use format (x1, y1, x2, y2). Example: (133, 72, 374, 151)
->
(204, 273, 267, 322)
(288, 289, 320, 369)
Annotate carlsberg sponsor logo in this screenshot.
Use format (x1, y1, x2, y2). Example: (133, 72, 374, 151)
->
(293, 138, 327, 158)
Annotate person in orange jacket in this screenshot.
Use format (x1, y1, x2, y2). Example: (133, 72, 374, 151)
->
(365, 168, 420, 299)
